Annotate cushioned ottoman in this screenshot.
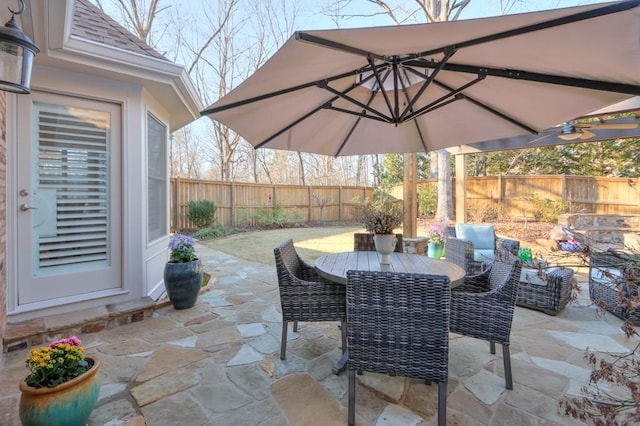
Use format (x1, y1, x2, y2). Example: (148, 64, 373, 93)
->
(516, 267, 574, 315)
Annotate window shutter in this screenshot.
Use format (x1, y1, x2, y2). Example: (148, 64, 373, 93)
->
(36, 105, 110, 271)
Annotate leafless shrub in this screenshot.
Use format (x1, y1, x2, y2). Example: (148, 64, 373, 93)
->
(555, 240, 640, 424)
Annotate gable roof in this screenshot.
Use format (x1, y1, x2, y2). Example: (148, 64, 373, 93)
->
(71, 0, 167, 61)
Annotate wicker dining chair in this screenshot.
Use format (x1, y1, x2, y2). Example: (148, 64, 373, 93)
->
(445, 225, 519, 275)
(449, 252, 522, 390)
(273, 239, 347, 360)
(353, 232, 404, 252)
(346, 270, 450, 426)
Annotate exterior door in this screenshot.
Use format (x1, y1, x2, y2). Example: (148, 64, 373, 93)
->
(16, 93, 122, 305)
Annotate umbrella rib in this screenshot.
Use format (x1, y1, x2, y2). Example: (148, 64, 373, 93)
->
(432, 80, 538, 134)
(333, 91, 379, 157)
(409, 0, 640, 59)
(321, 83, 392, 122)
(392, 59, 400, 120)
(399, 47, 456, 121)
(404, 76, 485, 122)
(326, 105, 390, 123)
(409, 96, 463, 120)
(368, 58, 395, 119)
(254, 96, 339, 149)
(397, 68, 429, 152)
(201, 68, 375, 115)
(407, 61, 640, 96)
(295, 31, 385, 61)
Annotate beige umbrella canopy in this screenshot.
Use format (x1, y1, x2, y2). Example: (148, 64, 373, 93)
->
(202, 0, 640, 157)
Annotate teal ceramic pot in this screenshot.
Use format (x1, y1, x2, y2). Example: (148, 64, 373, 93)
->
(427, 243, 444, 259)
(19, 357, 100, 426)
(164, 259, 203, 309)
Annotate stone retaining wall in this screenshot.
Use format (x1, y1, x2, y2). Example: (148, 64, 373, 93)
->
(558, 213, 640, 249)
(403, 237, 428, 255)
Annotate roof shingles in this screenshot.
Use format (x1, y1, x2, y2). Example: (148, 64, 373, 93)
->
(71, 0, 168, 61)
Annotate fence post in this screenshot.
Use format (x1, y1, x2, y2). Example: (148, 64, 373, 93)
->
(338, 186, 343, 221)
(272, 185, 277, 219)
(173, 176, 180, 232)
(308, 186, 313, 222)
(230, 181, 235, 227)
(561, 174, 567, 204)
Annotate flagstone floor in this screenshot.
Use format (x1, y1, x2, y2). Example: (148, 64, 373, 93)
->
(1, 243, 637, 425)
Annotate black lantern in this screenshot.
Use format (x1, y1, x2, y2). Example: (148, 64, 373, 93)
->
(0, 0, 39, 94)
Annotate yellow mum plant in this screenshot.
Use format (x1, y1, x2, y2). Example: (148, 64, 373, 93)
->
(24, 336, 91, 388)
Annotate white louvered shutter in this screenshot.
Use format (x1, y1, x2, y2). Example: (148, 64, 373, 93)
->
(35, 103, 111, 273)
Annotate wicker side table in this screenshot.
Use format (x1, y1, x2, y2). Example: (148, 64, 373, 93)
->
(516, 267, 574, 315)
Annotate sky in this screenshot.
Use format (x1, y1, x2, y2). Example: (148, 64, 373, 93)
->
(294, 0, 605, 30)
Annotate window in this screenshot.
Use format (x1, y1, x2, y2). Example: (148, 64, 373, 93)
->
(147, 113, 167, 242)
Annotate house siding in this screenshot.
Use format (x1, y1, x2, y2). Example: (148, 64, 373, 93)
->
(0, 90, 6, 364)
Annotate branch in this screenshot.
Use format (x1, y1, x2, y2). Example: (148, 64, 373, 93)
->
(188, 0, 240, 75)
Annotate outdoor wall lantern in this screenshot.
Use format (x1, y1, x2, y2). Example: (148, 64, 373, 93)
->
(0, 0, 39, 94)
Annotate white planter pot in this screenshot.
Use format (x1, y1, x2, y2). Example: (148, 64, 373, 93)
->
(373, 234, 397, 265)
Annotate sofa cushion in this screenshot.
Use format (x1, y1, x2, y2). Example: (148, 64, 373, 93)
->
(590, 267, 622, 288)
(456, 224, 495, 250)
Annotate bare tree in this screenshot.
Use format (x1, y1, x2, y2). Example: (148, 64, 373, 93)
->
(497, 0, 526, 15)
(94, 0, 170, 47)
(297, 152, 307, 185)
(170, 126, 203, 178)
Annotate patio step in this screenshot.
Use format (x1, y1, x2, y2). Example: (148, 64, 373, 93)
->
(2, 297, 156, 354)
(3, 272, 215, 354)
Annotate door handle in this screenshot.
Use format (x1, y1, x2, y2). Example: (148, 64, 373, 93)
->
(20, 204, 38, 211)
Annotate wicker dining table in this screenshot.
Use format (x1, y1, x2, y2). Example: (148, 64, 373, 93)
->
(314, 251, 466, 374)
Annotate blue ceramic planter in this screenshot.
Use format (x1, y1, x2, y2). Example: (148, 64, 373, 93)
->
(164, 259, 203, 309)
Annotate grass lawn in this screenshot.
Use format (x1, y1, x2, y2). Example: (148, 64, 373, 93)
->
(199, 225, 368, 265)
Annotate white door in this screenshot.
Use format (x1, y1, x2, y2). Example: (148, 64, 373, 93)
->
(16, 93, 122, 305)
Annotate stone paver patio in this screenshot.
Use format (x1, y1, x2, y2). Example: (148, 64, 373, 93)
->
(0, 243, 637, 425)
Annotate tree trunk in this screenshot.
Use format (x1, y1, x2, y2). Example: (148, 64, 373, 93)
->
(298, 152, 306, 185)
(436, 149, 453, 220)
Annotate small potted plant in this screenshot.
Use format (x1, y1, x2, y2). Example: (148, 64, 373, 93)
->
(164, 233, 203, 309)
(354, 192, 403, 264)
(426, 219, 447, 258)
(19, 336, 100, 426)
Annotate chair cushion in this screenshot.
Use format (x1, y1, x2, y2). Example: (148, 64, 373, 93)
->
(473, 249, 495, 263)
(520, 268, 548, 286)
(456, 224, 495, 250)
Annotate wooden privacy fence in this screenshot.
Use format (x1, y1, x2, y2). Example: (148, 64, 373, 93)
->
(171, 177, 374, 231)
(171, 175, 640, 231)
(411, 175, 640, 220)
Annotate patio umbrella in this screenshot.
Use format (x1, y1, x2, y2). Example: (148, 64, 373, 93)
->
(201, 0, 640, 157)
